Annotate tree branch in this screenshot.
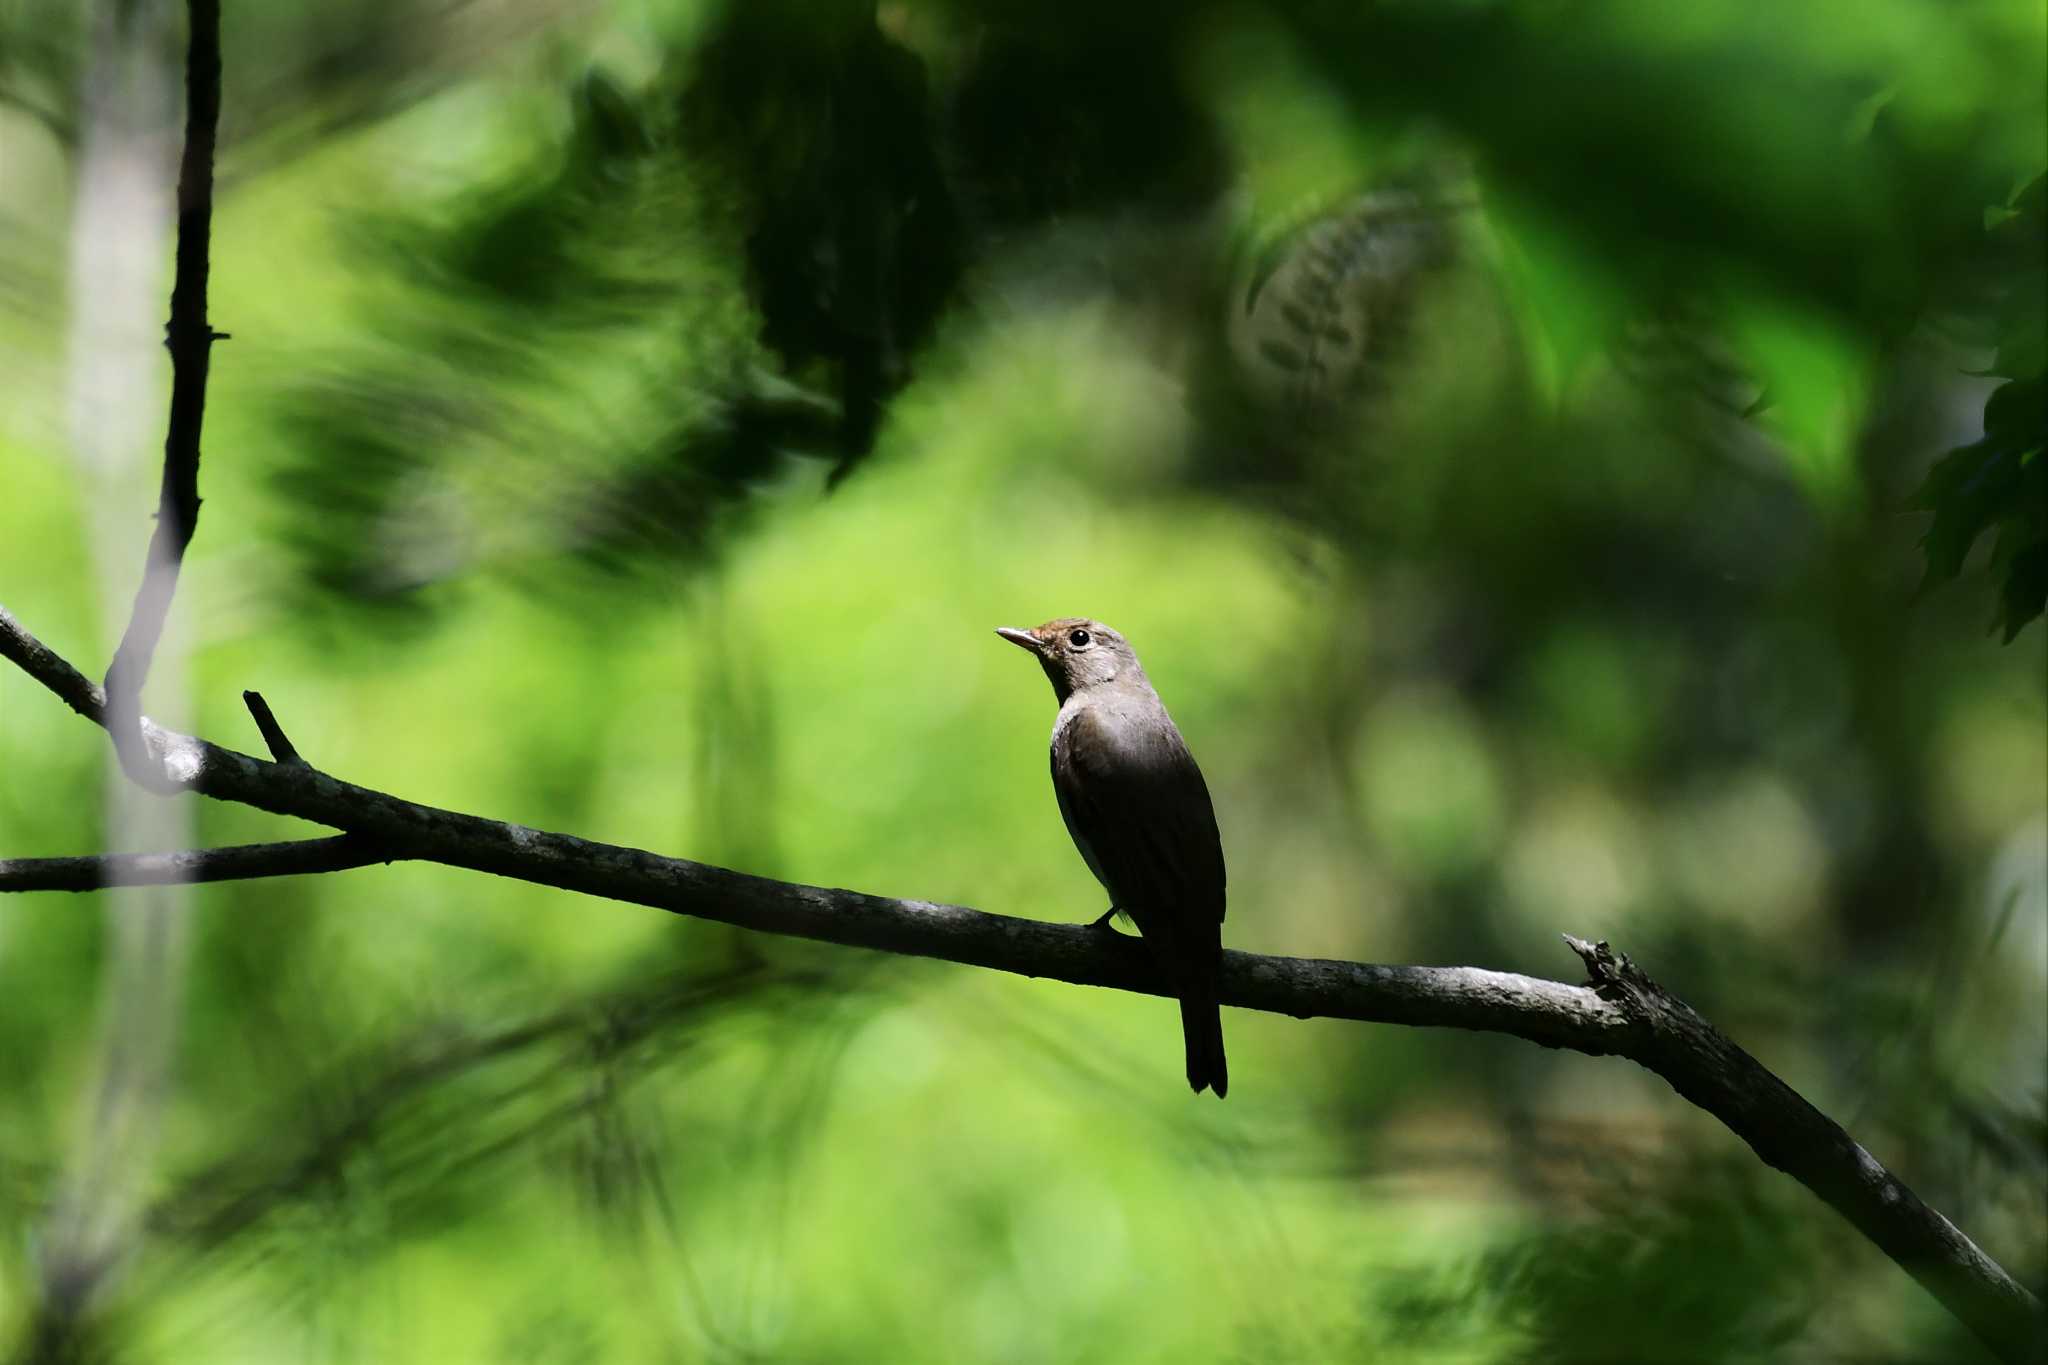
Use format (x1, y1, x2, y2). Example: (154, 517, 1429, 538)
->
(1562, 936, 2042, 1364)
(97, 0, 222, 792)
(0, 602, 2039, 1363)
(0, 837, 389, 892)
(239, 690, 302, 764)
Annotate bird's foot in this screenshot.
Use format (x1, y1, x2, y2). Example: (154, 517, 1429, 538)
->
(1089, 906, 1127, 935)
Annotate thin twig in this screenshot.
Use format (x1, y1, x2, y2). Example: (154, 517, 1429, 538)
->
(240, 690, 301, 764)
(0, 603, 2039, 1363)
(98, 0, 222, 791)
(0, 837, 390, 892)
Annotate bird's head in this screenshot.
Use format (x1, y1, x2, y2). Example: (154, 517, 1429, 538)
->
(996, 618, 1144, 701)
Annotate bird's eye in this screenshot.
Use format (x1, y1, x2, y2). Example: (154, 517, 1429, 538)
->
(1068, 629, 1091, 648)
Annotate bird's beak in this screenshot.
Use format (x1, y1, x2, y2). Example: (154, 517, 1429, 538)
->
(995, 626, 1041, 654)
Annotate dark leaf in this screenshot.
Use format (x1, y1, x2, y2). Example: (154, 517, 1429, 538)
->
(1259, 338, 1309, 372)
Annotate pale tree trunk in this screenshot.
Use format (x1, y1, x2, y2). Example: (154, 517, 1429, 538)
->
(34, 0, 191, 1351)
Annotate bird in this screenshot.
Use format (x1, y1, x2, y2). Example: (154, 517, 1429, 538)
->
(996, 618, 1229, 1097)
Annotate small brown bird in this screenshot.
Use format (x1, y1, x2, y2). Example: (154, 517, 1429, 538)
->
(997, 618, 1228, 1097)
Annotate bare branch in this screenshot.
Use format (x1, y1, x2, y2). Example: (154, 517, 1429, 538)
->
(0, 605, 105, 724)
(0, 602, 2040, 1363)
(0, 604, 1622, 1040)
(240, 690, 301, 764)
(0, 837, 389, 892)
(98, 0, 222, 791)
(1562, 936, 2043, 1365)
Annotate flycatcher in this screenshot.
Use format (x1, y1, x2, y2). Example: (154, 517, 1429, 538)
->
(997, 618, 1229, 1097)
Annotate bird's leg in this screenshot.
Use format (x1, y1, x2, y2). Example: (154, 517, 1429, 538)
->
(1089, 905, 1124, 933)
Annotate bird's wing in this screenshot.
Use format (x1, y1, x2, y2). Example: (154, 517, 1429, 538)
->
(1052, 704, 1227, 928)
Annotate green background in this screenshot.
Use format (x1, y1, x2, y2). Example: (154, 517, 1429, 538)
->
(1, 1, 2042, 1360)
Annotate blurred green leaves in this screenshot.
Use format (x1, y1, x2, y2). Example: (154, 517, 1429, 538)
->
(1913, 180, 2048, 641)
(1355, 691, 1504, 878)
(2, 0, 2045, 1360)
(221, 0, 2048, 644)
(1729, 303, 1870, 512)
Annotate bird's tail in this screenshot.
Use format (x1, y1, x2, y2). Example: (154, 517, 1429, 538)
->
(1178, 976, 1228, 1099)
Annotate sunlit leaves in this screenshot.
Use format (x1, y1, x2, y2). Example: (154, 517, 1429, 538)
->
(1727, 303, 1870, 511)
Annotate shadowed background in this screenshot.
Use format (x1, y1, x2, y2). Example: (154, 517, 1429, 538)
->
(0, 1, 2043, 1360)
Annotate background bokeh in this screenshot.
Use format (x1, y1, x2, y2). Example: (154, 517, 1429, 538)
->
(1, 2, 2043, 1361)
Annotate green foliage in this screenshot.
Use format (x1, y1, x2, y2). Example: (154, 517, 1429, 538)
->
(0, 0, 2044, 1361)
(1913, 176, 2048, 641)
